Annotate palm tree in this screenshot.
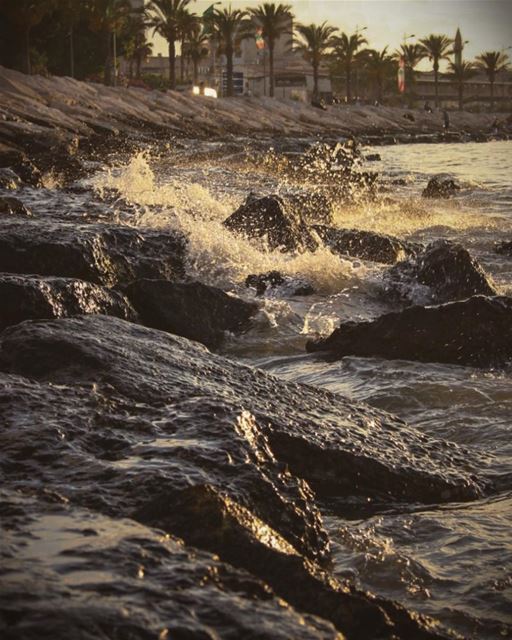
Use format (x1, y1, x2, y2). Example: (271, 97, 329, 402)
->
(476, 51, 510, 111)
(86, 0, 135, 86)
(295, 22, 338, 99)
(448, 60, 476, 110)
(419, 34, 453, 108)
(1, 0, 56, 74)
(185, 27, 210, 84)
(331, 31, 368, 101)
(248, 3, 293, 98)
(394, 43, 424, 100)
(123, 14, 153, 79)
(364, 47, 395, 103)
(147, 0, 193, 90)
(177, 9, 199, 82)
(212, 6, 248, 97)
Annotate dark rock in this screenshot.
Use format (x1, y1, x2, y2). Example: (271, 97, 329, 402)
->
(124, 279, 258, 348)
(286, 190, 334, 225)
(313, 225, 420, 265)
(422, 177, 461, 198)
(0, 196, 31, 216)
(224, 195, 318, 253)
(0, 273, 136, 330)
(0, 315, 468, 638)
(0, 168, 21, 190)
(495, 240, 512, 256)
(0, 219, 187, 287)
(246, 271, 316, 296)
(0, 491, 341, 640)
(403, 113, 415, 122)
(387, 239, 497, 303)
(0, 142, 42, 186)
(365, 153, 381, 162)
(307, 295, 512, 368)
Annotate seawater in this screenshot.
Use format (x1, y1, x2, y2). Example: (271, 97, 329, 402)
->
(88, 139, 512, 639)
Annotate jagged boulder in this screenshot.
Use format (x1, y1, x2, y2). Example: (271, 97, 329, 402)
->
(387, 239, 497, 303)
(0, 219, 187, 287)
(0, 492, 342, 640)
(0, 315, 466, 639)
(224, 195, 319, 253)
(422, 177, 461, 198)
(0, 141, 42, 186)
(124, 279, 258, 348)
(0, 168, 22, 190)
(246, 271, 316, 296)
(313, 225, 420, 265)
(307, 295, 512, 367)
(0, 273, 136, 330)
(286, 191, 334, 225)
(0, 196, 31, 216)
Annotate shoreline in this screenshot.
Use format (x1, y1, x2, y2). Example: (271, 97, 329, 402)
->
(0, 64, 510, 183)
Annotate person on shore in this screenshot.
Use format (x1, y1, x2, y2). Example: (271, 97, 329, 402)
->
(443, 110, 450, 130)
(424, 101, 432, 113)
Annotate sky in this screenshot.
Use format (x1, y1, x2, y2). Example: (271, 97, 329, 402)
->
(151, 0, 512, 70)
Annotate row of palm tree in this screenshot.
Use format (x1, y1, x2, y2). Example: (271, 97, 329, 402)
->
(0, 1, 509, 108)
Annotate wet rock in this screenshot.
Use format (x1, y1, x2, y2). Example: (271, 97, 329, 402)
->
(0, 273, 136, 330)
(0, 219, 187, 287)
(306, 295, 512, 368)
(0, 315, 465, 639)
(387, 239, 497, 303)
(246, 271, 316, 296)
(313, 225, 420, 265)
(286, 191, 334, 225)
(224, 195, 318, 253)
(0, 491, 342, 640)
(0, 168, 21, 190)
(365, 153, 381, 162)
(0, 196, 31, 216)
(422, 177, 461, 198)
(124, 279, 258, 348)
(0, 142, 42, 186)
(495, 240, 512, 256)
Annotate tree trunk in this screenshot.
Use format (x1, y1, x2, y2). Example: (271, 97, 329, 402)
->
(104, 30, 112, 86)
(129, 59, 134, 80)
(434, 61, 439, 108)
(269, 45, 275, 98)
(69, 26, 75, 78)
(193, 59, 198, 84)
(226, 44, 234, 97)
(346, 63, 351, 101)
(490, 79, 494, 111)
(180, 37, 185, 82)
(23, 26, 31, 75)
(169, 38, 176, 89)
(313, 62, 319, 99)
(136, 54, 142, 79)
(458, 81, 463, 111)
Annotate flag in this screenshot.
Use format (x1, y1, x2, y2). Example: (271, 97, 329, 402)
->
(398, 56, 405, 93)
(255, 27, 265, 50)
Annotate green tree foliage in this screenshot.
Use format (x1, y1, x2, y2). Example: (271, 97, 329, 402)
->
(448, 60, 476, 110)
(330, 31, 368, 101)
(212, 6, 248, 97)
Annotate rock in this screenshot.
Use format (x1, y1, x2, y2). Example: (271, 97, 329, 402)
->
(246, 271, 316, 296)
(0, 219, 187, 287)
(0, 168, 22, 190)
(387, 239, 497, 303)
(0, 491, 342, 640)
(0, 141, 42, 186)
(0, 196, 31, 216)
(422, 177, 461, 198)
(495, 240, 512, 256)
(124, 279, 258, 348)
(224, 195, 318, 253)
(365, 153, 381, 162)
(0, 315, 467, 638)
(313, 225, 420, 265)
(0, 273, 136, 330)
(307, 295, 512, 368)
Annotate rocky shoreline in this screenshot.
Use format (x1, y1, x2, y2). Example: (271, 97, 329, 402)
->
(1, 68, 511, 640)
